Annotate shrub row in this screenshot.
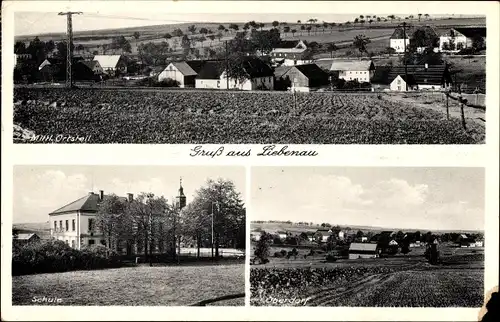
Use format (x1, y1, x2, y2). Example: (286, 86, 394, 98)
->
(12, 240, 122, 276)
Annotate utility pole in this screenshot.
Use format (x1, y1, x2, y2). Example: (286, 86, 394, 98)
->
(211, 202, 214, 259)
(225, 40, 229, 90)
(402, 22, 408, 91)
(58, 12, 82, 88)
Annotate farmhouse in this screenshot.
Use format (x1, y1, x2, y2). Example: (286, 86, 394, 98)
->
(270, 40, 312, 66)
(93, 55, 127, 76)
(81, 60, 104, 75)
(330, 60, 375, 83)
(251, 230, 263, 241)
(158, 60, 207, 87)
(371, 64, 452, 91)
(457, 234, 476, 248)
(390, 27, 411, 53)
(276, 231, 288, 240)
(13, 233, 41, 246)
(275, 63, 329, 92)
(315, 228, 332, 243)
(439, 27, 486, 52)
(348, 243, 379, 259)
(195, 58, 274, 90)
(38, 57, 97, 82)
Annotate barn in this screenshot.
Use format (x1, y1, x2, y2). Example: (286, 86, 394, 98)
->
(13, 233, 41, 246)
(348, 243, 379, 259)
(158, 60, 207, 87)
(275, 63, 329, 92)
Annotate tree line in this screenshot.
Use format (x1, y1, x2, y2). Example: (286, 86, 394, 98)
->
(95, 178, 245, 264)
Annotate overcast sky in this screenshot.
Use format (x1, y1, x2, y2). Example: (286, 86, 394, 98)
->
(251, 167, 484, 231)
(13, 12, 461, 37)
(13, 166, 245, 223)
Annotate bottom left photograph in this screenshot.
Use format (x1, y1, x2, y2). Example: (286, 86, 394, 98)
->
(11, 165, 246, 306)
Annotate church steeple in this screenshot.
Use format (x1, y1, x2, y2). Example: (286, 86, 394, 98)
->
(177, 177, 186, 209)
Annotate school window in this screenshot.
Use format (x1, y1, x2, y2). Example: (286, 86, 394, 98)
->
(65, 220, 69, 231)
(54, 221, 57, 230)
(71, 240, 75, 248)
(65, 240, 69, 245)
(59, 220, 62, 230)
(72, 219, 76, 231)
(88, 218, 95, 231)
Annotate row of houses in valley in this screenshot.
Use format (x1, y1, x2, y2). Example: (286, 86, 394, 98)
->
(389, 26, 486, 53)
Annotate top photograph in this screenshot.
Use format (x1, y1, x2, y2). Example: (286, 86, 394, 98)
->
(12, 12, 486, 144)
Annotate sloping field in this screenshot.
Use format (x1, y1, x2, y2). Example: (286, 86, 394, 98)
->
(13, 264, 244, 306)
(13, 88, 484, 144)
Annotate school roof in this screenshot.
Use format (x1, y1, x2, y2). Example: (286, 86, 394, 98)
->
(93, 55, 122, 69)
(50, 192, 127, 215)
(349, 243, 378, 252)
(330, 60, 374, 71)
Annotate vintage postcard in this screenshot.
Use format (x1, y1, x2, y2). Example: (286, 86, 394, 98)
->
(1, 1, 499, 322)
(11, 165, 246, 306)
(7, 2, 490, 144)
(250, 167, 484, 307)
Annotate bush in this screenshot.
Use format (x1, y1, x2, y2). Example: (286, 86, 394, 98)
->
(12, 240, 122, 276)
(274, 251, 284, 258)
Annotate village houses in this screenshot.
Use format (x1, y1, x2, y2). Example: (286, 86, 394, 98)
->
(274, 63, 329, 92)
(439, 27, 486, 52)
(270, 40, 312, 66)
(93, 54, 127, 76)
(330, 60, 375, 83)
(195, 58, 274, 90)
(158, 60, 206, 87)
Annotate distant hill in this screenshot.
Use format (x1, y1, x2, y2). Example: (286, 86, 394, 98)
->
(251, 221, 483, 234)
(13, 222, 51, 239)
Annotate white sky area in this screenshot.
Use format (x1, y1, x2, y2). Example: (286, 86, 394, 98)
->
(14, 12, 456, 36)
(251, 167, 484, 231)
(13, 166, 245, 223)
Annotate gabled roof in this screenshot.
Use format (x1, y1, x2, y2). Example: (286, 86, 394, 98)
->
(81, 60, 101, 70)
(170, 61, 198, 76)
(442, 27, 486, 38)
(293, 64, 328, 80)
(93, 55, 122, 69)
(349, 243, 378, 252)
(388, 65, 448, 85)
(274, 66, 291, 78)
(16, 233, 39, 240)
(394, 74, 417, 85)
(196, 58, 273, 80)
(196, 61, 224, 79)
(50, 192, 127, 215)
(390, 26, 413, 39)
(330, 60, 374, 71)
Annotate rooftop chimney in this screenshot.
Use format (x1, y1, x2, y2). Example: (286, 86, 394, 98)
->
(99, 190, 104, 201)
(127, 193, 134, 202)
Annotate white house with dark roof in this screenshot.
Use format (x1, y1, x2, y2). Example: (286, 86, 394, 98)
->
(439, 27, 486, 52)
(330, 60, 375, 83)
(390, 27, 411, 53)
(195, 58, 274, 90)
(158, 60, 207, 87)
(270, 40, 312, 66)
(92, 55, 127, 76)
(348, 243, 379, 259)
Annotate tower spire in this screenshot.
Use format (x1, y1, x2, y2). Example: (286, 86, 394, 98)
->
(176, 176, 186, 209)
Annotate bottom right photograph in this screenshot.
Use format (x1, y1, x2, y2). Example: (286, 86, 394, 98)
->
(250, 167, 485, 307)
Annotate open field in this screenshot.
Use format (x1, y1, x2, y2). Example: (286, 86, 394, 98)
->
(250, 246, 484, 307)
(13, 264, 244, 306)
(13, 88, 484, 144)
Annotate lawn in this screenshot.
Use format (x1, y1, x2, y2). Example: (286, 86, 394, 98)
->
(12, 264, 244, 306)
